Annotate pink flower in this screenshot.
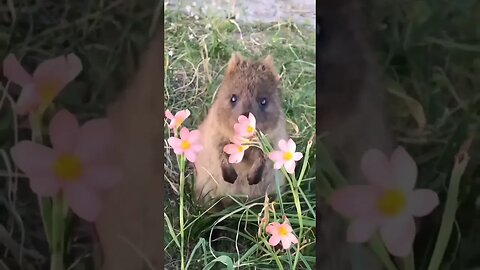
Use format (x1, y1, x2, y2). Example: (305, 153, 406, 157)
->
(329, 146, 439, 257)
(268, 139, 303, 174)
(10, 110, 122, 222)
(233, 113, 256, 138)
(223, 135, 252, 164)
(165, 109, 190, 130)
(266, 221, 298, 249)
(3, 53, 82, 115)
(167, 127, 203, 162)
(223, 143, 249, 164)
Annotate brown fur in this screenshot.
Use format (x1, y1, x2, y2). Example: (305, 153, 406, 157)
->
(194, 53, 288, 207)
(317, 0, 394, 269)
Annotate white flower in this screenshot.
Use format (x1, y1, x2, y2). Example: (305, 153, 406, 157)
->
(194, 15, 199, 20)
(168, 50, 174, 57)
(188, 34, 194, 40)
(205, 23, 212, 29)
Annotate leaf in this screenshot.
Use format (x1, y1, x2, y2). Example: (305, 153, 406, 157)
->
(203, 255, 234, 270)
(387, 86, 427, 130)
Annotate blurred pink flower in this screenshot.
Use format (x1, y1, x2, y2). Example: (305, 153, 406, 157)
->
(10, 110, 121, 222)
(3, 53, 82, 115)
(165, 109, 190, 130)
(234, 113, 256, 138)
(268, 139, 303, 174)
(329, 146, 439, 257)
(167, 127, 203, 162)
(266, 221, 298, 249)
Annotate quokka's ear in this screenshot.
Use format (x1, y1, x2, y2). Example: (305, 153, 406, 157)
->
(226, 52, 244, 75)
(262, 55, 281, 84)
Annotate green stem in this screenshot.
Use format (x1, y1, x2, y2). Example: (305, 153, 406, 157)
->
(284, 171, 303, 269)
(368, 235, 398, 270)
(317, 141, 348, 188)
(178, 155, 186, 270)
(29, 113, 53, 246)
(50, 193, 67, 270)
(427, 152, 470, 270)
(50, 251, 63, 270)
(404, 252, 415, 270)
(296, 138, 313, 188)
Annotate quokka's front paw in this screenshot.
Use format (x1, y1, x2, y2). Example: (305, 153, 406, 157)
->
(221, 156, 238, 184)
(247, 157, 265, 185)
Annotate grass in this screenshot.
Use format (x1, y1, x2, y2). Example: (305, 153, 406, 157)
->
(163, 6, 316, 270)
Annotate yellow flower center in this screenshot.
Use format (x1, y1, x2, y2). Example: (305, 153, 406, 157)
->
(377, 189, 406, 217)
(237, 145, 244, 153)
(247, 125, 254, 133)
(181, 140, 191, 150)
(54, 154, 83, 182)
(39, 82, 59, 104)
(283, 152, 293, 161)
(277, 226, 289, 237)
(175, 117, 185, 128)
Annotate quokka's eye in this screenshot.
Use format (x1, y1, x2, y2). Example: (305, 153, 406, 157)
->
(260, 97, 267, 106)
(230, 94, 237, 103)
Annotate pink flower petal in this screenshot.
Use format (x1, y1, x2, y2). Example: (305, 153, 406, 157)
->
(185, 150, 197, 163)
(33, 55, 69, 89)
(268, 151, 283, 162)
(380, 215, 415, 257)
(223, 144, 238, 155)
(391, 146, 417, 191)
(191, 144, 203, 152)
(75, 118, 115, 165)
(273, 161, 284, 170)
(168, 137, 181, 148)
(83, 164, 123, 191)
(178, 109, 190, 120)
(3, 54, 33, 86)
(64, 183, 102, 222)
(14, 84, 41, 115)
(66, 53, 82, 82)
(228, 152, 243, 163)
(281, 236, 292, 249)
(282, 223, 293, 233)
(329, 185, 381, 220)
(266, 223, 279, 234)
(179, 127, 189, 139)
(10, 141, 56, 175)
(284, 160, 296, 174)
(237, 115, 248, 124)
(269, 235, 281, 246)
(346, 218, 379, 243)
(361, 149, 394, 188)
(165, 109, 174, 120)
(28, 173, 61, 197)
(293, 152, 303, 161)
(188, 130, 200, 143)
(248, 113, 256, 126)
(288, 233, 298, 244)
(49, 110, 80, 153)
(406, 189, 439, 217)
(287, 139, 296, 152)
(278, 140, 289, 152)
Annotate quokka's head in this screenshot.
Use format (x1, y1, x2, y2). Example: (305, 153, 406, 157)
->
(215, 52, 283, 134)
